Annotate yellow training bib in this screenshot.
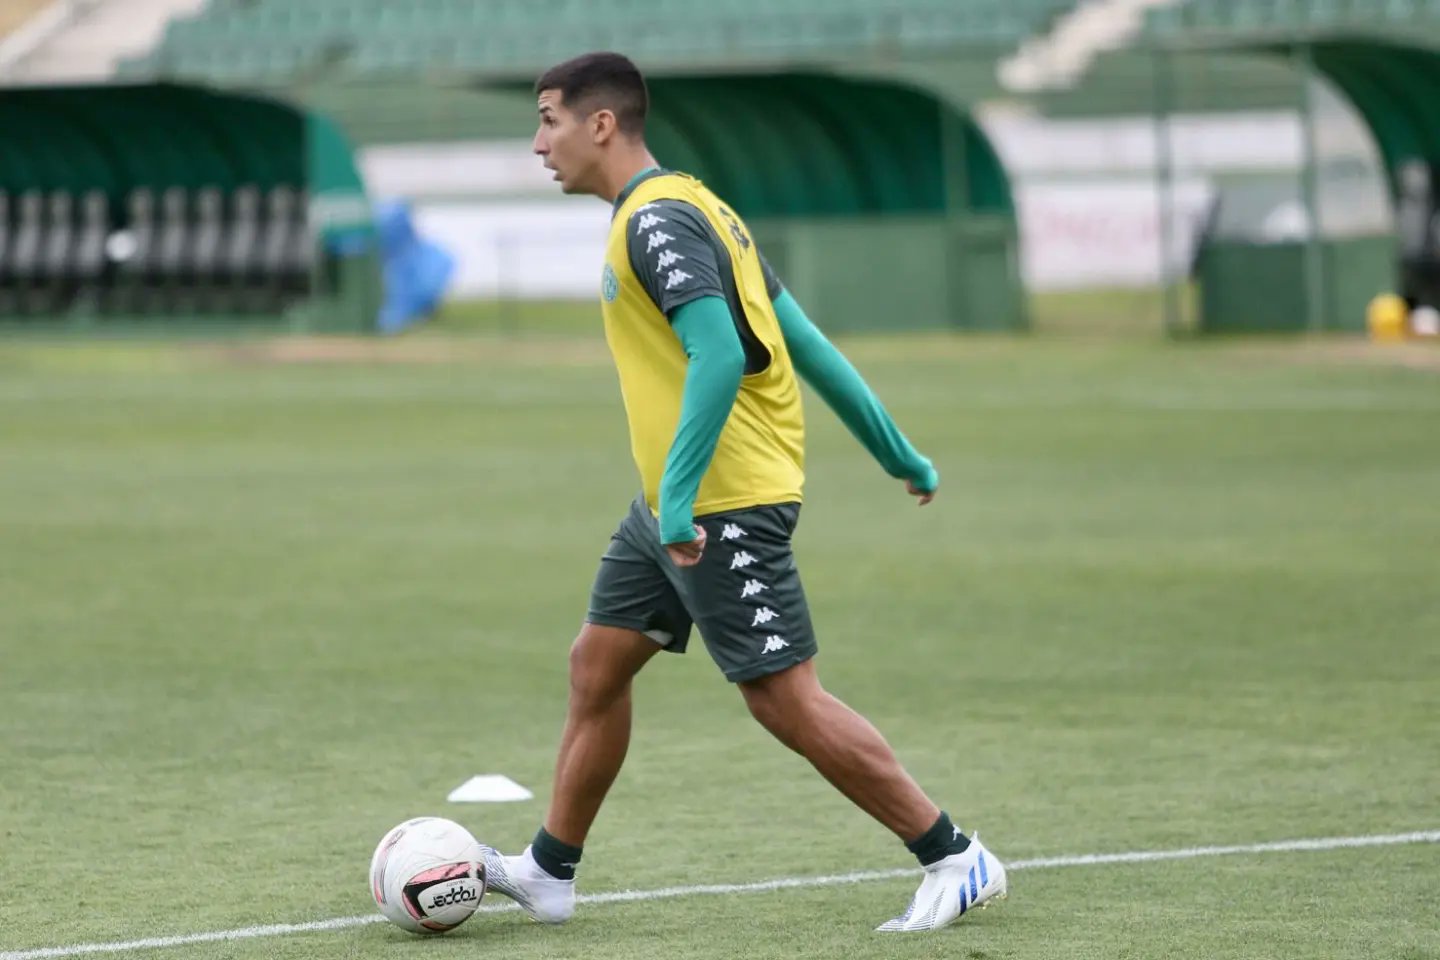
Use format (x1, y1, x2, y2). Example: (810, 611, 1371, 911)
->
(602, 172, 805, 517)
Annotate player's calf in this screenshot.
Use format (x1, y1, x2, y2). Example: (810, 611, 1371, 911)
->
(741, 663, 941, 842)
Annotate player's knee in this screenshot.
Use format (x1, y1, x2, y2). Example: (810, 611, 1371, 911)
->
(566, 631, 631, 712)
(740, 669, 824, 742)
(567, 637, 620, 710)
(740, 684, 781, 729)
(742, 691, 808, 750)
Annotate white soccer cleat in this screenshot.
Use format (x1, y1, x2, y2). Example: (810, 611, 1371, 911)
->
(479, 845, 576, 924)
(876, 833, 1007, 933)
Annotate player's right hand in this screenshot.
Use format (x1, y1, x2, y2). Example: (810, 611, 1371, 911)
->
(906, 478, 936, 506)
(906, 460, 939, 506)
(665, 524, 707, 567)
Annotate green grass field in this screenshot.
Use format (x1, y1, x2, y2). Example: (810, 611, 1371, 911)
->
(2, 325, 1438, 960)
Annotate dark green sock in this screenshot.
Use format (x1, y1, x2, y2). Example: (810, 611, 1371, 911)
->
(905, 811, 970, 866)
(530, 827, 582, 881)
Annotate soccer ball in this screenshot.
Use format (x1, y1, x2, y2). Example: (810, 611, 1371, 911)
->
(369, 817, 487, 934)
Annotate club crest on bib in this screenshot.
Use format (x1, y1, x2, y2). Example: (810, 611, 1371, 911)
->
(602, 263, 619, 302)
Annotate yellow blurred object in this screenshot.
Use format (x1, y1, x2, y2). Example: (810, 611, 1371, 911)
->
(1366, 294, 1408, 341)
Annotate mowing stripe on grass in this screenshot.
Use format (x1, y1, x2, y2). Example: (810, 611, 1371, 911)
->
(5, 829, 1437, 960)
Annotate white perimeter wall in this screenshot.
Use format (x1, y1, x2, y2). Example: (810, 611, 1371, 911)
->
(360, 98, 1388, 300)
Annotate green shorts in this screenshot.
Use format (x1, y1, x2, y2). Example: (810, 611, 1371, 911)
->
(586, 496, 818, 683)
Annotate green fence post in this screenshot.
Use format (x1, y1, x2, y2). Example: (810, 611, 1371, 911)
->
(1297, 43, 1328, 333)
(1152, 43, 1182, 336)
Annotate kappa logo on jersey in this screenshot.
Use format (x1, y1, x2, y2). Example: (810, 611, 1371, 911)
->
(740, 579, 768, 599)
(762, 635, 789, 654)
(656, 250, 686, 270)
(720, 523, 746, 541)
(751, 607, 779, 627)
(646, 231, 675, 252)
(635, 212, 666, 233)
(665, 269, 693, 290)
(730, 550, 757, 571)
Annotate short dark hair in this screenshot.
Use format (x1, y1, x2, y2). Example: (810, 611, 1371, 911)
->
(535, 52, 648, 137)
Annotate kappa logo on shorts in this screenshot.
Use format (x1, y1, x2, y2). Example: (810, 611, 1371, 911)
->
(751, 606, 778, 627)
(761, 635, 789, 654)
(740, 579, 768, 599)
(720, 523, 746, 541)
(730, 550, 757, 571)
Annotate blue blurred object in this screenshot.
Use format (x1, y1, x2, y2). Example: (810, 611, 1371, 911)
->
(375, 199, 456, 334)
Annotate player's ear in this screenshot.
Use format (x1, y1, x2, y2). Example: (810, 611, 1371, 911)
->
(590, 108, 619, 145)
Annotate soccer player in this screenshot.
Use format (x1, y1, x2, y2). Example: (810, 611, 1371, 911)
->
(482, 52, 1006, 933)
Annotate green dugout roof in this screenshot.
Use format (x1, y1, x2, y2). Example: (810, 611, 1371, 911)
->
(0, 83, 368, 232)
(0, 84, 302, 200)
(1305, 41, 1440, 191)
(506, 71, 1015, 219)
(1153, 35, 1440, 197)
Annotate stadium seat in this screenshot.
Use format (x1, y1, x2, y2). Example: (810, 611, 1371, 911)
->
(258, 185, 313, 309)
(1147, 0, 1440, 36)
(10, 192, 44, 316)
(191, 188, 226, 309)
(72, 191, 110, 309)
(124, 0, 1087, 83)
(64, 179, 320, 318)
(114, 188, 158, 314)
(0, 193, 12, 317)
(37, 192, 76, 314)
(155, 187, 193, 312)
(221, 185, 264, 312)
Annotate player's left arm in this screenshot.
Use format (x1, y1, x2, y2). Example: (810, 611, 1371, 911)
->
(761, 257, 938, 505)
(628, 202, 747, 559)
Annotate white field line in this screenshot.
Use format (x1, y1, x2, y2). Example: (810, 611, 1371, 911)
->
(4, 829, 1437, 960)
